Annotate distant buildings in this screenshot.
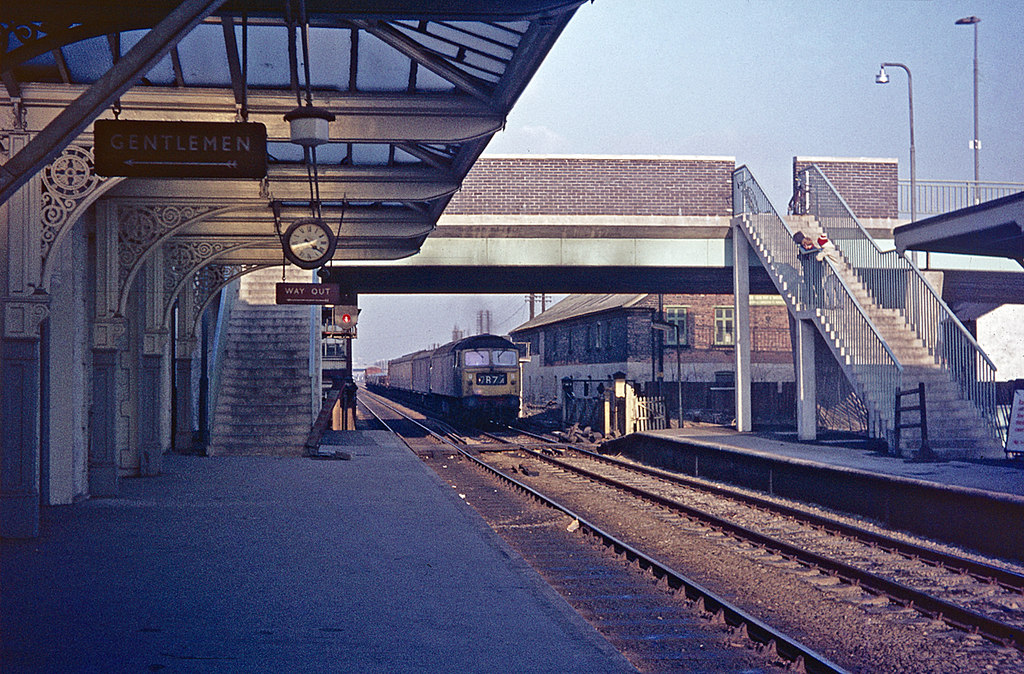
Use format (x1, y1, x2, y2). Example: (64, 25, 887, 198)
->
(510, 293, 795, 426)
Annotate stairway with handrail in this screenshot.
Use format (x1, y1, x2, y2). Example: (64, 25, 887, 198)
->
(733, 165, 1002, 457)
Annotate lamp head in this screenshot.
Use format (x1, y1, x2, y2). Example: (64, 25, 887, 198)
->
(875, 66, 889, 84)
(955, 16, 980, 25)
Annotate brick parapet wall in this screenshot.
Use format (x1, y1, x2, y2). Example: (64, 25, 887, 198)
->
(448, 156, 735, 217)
(793, 157, 898, 219)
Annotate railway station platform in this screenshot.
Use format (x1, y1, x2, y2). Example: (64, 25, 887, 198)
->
(1, 431, 634, 673)
(608, 425, 1024, 560)
(640, 425, 1024, 497)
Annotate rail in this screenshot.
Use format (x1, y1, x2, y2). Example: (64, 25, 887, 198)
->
(800, 165, 1000, 443)
(900, 179, 1024, 217)
(359, 390, 848, 673)
(733, 165, 903, 441)
(534, 448, 1024, 649)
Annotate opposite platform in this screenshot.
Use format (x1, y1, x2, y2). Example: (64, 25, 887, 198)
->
(646, 425, 1024, 497)
(1, 431, 634, 673)
(608, 425, 1024, 560)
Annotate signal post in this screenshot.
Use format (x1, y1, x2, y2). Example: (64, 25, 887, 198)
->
(323, 300, 359, 430)
(277, 282, 359, 430)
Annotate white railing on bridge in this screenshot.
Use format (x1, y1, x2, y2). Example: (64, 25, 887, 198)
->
(899, 180, 1024, 218)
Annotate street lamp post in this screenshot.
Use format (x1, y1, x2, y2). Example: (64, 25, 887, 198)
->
(956, 15, 981, 204)
(876, 60, 925, 264)
(876, 62, 916, 224)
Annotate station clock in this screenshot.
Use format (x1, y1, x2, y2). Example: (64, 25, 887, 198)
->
(281, 217, 336, 269)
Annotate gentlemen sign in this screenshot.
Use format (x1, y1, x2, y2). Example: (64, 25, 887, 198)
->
(276, 283, 341, 305)
(94, 120, 267, 178)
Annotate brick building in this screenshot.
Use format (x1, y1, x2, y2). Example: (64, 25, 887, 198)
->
(510, 293, 795, 425)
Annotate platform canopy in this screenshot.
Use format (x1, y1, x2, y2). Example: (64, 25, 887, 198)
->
(0, 0, 584, 258)
(894, 191, 1024, 268)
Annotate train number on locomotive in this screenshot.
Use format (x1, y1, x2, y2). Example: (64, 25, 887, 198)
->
(476, 372, 508, 386)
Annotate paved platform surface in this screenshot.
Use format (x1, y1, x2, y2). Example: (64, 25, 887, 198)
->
(1, 431, 634, 673)
(643, 425, 1024, 498)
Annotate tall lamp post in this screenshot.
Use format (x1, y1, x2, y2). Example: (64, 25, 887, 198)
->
(876, 62, 916, 225)
(956, 15, 980, 204)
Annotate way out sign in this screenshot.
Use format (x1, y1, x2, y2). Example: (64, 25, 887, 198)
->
(276, 283, 340, 305)
(94, 120, 267, 178)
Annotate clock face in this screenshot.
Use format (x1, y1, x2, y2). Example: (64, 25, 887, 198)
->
(283, 218, 336, 269)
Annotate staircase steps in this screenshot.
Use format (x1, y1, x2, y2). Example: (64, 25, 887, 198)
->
(739, 200, 1000, 457)
(207, 267, 314, 457)
(803, 223, 1001, 456)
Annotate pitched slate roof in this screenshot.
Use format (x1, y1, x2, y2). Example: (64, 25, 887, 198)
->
(511, 293, 649, 332)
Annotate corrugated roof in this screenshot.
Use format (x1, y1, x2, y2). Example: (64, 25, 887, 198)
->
(511, 293, 649, 332)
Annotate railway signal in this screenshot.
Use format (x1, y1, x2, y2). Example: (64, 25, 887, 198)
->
(323, 301, 359, 338)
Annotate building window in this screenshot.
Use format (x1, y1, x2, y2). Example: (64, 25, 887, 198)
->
(664, 306, 688, 346)
(594, 322, 602, 349)
(714, 307, 735, 346)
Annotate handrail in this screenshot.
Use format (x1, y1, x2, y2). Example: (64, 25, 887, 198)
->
(806, 166, 994, 364)
(899, 179, 1024, 217)
(820, 256, 904, 370)
(800, 165, 1000, 442)
(733, 166, 903, 441)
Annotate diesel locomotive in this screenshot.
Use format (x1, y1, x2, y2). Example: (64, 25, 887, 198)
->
(378, 334, 522, 425)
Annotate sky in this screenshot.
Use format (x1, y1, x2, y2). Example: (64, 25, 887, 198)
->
(354, 0, 1024, 367)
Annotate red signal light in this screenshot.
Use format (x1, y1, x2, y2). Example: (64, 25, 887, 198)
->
(341, 313, 352, 324)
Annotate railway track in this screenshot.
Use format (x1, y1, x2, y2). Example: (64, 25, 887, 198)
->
(510, 447, 1024, 650)
(358, 390, 1024, 670)
(357, 390, 847, 673)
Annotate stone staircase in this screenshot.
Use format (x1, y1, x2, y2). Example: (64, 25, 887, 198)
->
(808, 245, 1001, 455)
(208, 267, 315, 456)
(739, 210, 1001, 458)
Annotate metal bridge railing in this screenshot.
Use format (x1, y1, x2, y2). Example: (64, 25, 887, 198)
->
(800, 165, 1000, 443)
(733, 166, 903, 440)
(899, 179, 1024, 218)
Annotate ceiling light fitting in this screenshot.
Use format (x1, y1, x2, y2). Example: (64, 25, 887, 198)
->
(284, 106, 336, 147)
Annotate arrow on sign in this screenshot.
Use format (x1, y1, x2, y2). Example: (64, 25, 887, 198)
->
(123, 159, 239, 168)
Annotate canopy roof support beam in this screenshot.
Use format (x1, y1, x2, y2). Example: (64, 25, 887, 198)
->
(349, 18, 494, 104)
(220, 15, 247, 119)
(0, 0, 227, 205)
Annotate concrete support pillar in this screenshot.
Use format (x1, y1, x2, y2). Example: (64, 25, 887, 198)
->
(796, 318, 817, 441)
(89, 200, 125, 495)
(732, 224, 752, 432)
